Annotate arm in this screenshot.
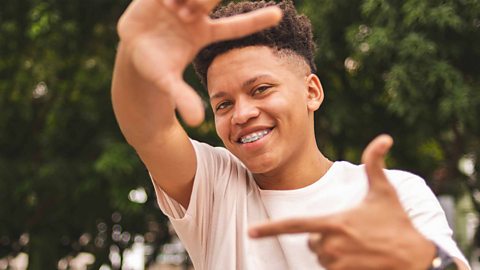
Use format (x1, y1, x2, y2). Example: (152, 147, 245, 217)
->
(112, 43, 196, 208)
(249, 135, 470, 270)
(112, 0, 282, 208)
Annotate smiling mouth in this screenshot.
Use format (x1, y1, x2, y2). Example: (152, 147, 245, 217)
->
(238, 129, 272, 144)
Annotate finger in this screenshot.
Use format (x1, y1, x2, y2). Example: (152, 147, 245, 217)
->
(317, 253, 335, 269)
(169, 0, 220, 22)
(308, 233, 322, 252)
(210, 6, 282, 42)
(308, 233, 333, 268)
(184, 0, 220, 14)
(160, 76, 205, 126)
(249, 216, 340, 238)
(361, 134, 394, 194)
(309, 234, 338, 267)
(178, 7, 197, 22)
(163, 0, 186, 10)
(163, 0, 195, 22)
(163, 0, 196, 23)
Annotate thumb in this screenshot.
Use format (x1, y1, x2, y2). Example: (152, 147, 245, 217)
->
(361, 134, 394, 195)
(161, 76, 205, 126)
(209, 6, 282, 42)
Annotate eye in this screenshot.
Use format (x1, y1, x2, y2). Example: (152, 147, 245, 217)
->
(215, 100, 232, 112)
(252, 85, 271, 96)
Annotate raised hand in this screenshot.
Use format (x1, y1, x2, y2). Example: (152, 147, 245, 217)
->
(249, 135, 437, 270)
(163, 0, 221, 22)
(116, 0, 282, 126)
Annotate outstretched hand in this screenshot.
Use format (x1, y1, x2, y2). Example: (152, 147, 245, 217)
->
(249, 135, 436, 270)
(116, 0, 282, 126)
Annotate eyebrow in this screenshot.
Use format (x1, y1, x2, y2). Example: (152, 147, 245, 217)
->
(209, 74, 275, 101)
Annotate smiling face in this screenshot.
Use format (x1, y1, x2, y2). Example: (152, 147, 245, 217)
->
(207, 46, 324, 183)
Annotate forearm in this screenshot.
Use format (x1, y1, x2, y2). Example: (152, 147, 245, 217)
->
(111, 42, 179, 149)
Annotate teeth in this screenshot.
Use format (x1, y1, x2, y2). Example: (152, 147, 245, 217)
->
(240, 130, 269, 144)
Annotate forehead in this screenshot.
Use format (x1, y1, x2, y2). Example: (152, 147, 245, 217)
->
(206, 46, 305, 94)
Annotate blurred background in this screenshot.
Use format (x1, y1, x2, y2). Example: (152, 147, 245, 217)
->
(1, 0, 479, 269)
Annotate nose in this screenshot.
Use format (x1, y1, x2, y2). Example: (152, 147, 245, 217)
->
(231, 98, 260, 125)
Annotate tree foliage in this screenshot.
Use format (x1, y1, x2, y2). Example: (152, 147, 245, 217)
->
(0, 0, 173, 268)
(0, 0, 479, 268)
(300, 0, 480, 253)
(300, 0, 480, 192)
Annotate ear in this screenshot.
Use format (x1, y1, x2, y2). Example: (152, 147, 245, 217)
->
(306, 74, 324, 111)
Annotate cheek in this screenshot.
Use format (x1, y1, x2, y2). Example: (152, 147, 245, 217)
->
(266, 92, 305, 118)
(214, 116, 230, 141)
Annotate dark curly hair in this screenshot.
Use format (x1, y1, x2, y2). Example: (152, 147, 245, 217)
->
(193, 0, 316, 88)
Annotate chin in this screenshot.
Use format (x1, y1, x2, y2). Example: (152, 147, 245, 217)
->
(242, 158, 275, 174)
(225, 143, 277, 173)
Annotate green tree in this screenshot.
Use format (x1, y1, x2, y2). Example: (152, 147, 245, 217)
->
(1, 0, 479, 268)
(0, 0, 191, 268)
(299, 0, 480, 252)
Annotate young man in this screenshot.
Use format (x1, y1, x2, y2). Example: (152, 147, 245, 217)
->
(112, 0, 470, 269)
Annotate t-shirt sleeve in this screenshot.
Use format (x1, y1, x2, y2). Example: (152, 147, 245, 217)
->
(389, 170, 470, 268)
(151, 139, 211, 220)
(149, 139, 237, 265)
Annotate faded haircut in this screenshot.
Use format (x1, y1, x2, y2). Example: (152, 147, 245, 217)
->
(193, 0, 317, 88)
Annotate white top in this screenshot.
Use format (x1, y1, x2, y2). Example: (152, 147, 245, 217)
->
(152, 140, 469, 269)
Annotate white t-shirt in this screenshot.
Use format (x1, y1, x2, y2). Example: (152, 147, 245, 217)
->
(152, 140, 468, 269)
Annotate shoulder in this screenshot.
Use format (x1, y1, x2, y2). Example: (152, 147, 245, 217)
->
(190, 139, 251, 189)
(190, 139, 232, 159)
(382, 169, 434, 202)
(332, 161, 433, 203)
(333, 161, 428, 188)
(190, 139, 243, 170)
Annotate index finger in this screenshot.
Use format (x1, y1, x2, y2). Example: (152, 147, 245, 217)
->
(184, 0, 220, 14)
(160, 75, 205, 126)
(249, 215, 340, 238)
(163, 0, 221, 22)
(210, 6, 282, 42)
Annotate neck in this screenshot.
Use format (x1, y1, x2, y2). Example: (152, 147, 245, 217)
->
(253, 144, 333, 190)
